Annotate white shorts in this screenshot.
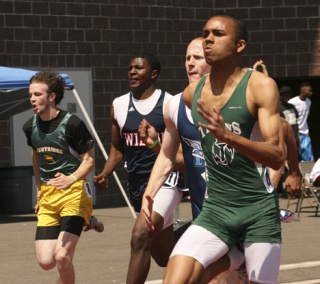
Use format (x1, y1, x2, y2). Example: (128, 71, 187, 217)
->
(244, 242, 281, 284)
(170, 224, 229, 268)
(153, 185, 183, 229)
(171, 224, 281, 284)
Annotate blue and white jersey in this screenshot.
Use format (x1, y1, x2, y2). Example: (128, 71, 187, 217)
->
(113, 89, 171, 175)
(170, 93, 207, 219)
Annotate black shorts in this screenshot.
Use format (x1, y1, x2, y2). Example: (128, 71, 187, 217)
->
(127, 173, 149, 212)
(35, 216, 85, 240)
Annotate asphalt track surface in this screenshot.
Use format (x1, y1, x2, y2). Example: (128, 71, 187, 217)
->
(0, 198, 319, 284)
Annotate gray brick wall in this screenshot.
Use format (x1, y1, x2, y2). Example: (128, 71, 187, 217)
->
(1, 1, 320, 207)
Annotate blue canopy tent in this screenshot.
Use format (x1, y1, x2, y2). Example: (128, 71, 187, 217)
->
(0, 66, 135, 217)
(0, 66, 74, 119)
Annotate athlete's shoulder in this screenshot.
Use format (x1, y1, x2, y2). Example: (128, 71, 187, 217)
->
(161, 90, 173, 110)
(23, 115, 34, 129)
(22, 115, 35, 137)
(249, 67, 275, 86)
(113, 92, 130, 104)
(163, 90, 172, 97)
(59, 111, 87, 133)
(166, 94, 182, 128)
(183, 78, 203, 109)
(158, 89, 172, 101)
(113, 92, 130, 113)
(170, 93, 182, 110)
(65, 111, 82, 124)
(248, 69, 279, 103)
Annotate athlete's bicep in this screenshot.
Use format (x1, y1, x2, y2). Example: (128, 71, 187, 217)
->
(253, 76, 282, 145)
(256, 82, 285, 166)
(110, 106, 124, 154)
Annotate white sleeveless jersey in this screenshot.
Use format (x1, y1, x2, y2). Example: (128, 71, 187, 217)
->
(113, 89, 172, 136)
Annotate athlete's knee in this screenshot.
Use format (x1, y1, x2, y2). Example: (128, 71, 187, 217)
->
(37, 256, 56, 271)
(130, 222, 151, 251)
(38, 262, 56, 271)
(55, 250, 72, 270)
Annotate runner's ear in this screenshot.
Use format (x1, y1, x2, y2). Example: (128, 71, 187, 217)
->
(237, 39, 246, 53)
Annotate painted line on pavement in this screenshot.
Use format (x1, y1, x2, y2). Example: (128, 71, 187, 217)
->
(144, 260, 320, 284)
(280, 260, 320, 270)
(281, 280, 320, 284)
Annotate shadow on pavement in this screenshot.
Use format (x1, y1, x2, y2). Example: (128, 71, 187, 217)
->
(0, 214, 37, 224)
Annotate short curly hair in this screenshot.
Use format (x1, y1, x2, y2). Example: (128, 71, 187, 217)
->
(131, 52, 161, 77)
(30, 70, 65, 105)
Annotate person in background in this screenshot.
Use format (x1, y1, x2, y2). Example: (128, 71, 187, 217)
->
(93, 52, 183, 284)
(279, 86, 300, 149)
(23, 70, 95, 284)
(288, 82, 313, 162)
(275, 86, 301, 198)
(310, 158, 320, 186)
(253, 59, 268, 76)
(140, 37, 210, 221)
(253, 63, 301, 198)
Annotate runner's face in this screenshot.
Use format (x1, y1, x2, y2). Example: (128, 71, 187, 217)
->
(185, 39, 211, 83)
(29, 82, 52, 115)
(202, 17, 239, 65)
(128, 58, 154, 92)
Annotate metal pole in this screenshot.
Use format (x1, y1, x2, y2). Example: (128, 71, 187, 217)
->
(72, 89, 136, 219)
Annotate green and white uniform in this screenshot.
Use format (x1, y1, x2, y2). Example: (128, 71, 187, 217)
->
(192, 70, 281, 246)
(170, 70, 282, 283)
(23, 110, 94, 236)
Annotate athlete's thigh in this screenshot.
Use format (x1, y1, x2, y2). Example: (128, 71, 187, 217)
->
(55, 231, 81, 259)
(164, 224, 227, 284)
(35, 224, 60, 265)
(164, 253, 204, 284)
(171, 224, 229, 269)
(35, 239, 57, 265)
(244, 242, 281, 284)
(150, 224, 175, 267)
(54, 216, 84, 258)
(153, 185, 183, 229)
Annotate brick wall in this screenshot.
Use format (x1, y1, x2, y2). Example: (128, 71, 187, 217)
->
(1, 1, 320, 208)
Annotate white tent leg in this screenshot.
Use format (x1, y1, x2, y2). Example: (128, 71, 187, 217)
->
(72, 89, 136, 219)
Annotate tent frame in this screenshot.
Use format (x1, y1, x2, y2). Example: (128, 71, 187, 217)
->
(0, 66, 136, 218)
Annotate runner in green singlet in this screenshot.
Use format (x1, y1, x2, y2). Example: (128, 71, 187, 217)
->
(163, 14, 287, 284)
(23, 70, 95, 284)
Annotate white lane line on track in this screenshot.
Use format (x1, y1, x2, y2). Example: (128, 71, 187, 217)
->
(280, 260, 320, 270)
(144, 261, 320, 284)
(281, 280, 320, 284)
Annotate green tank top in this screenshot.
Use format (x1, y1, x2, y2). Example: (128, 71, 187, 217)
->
(31, 112, 82, 182)
(191, 70, 276, 207)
